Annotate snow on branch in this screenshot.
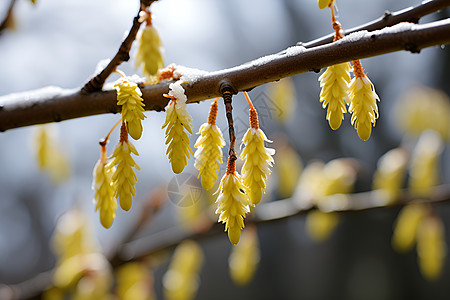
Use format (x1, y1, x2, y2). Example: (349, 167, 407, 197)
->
(1, 17, 450, 131)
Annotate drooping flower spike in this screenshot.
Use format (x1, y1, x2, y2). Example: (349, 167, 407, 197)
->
(194, 98, 226, 190)
(162, 81, 194, 174)
(240, 92, 275, 205)
(114, 73, 147, 140)
(92, 126, 118, 228)
(348, 59, 380, 141)
(108, 122, 141, 211)
(215, 156, 252, 245)
(318, 1, 351, 130)
(135, 9, 164, 78)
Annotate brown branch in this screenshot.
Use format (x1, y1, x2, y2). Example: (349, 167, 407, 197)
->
(0, 0, 17, 35)
(221, 84, 237, 158)
(1, 18, 450, 132)
(80, 9, 143, 93)
(304, 0, 450, 48)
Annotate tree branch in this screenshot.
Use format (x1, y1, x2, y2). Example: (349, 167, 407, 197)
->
(304, 0, 450, 48)
(0, 0, 17, 35)
(1, 18, 450, 132)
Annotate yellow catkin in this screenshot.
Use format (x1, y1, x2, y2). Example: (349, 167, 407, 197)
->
(163, 240, 204, 300)
(372, 148, 409, 204)
(135, 11, 164, 78)
(275, 142, 303, 198)
(34, 125, 71, 184)
(116, 262, 154, 300)
(229, 227, 260, 286)
(417, 214, 446, 281)
(409, 130, 443, 197)
(266, 77, 297, 123)
(306, 210, 340, 242)
(318, 62, 351, 130)
(391, 203, 429, 253)
(92, 159, 117, 229)
(215, 168, 252, 245)
(348, 75, 380, 141)
(395, 85, 450, 140)
(240, 127, 275, 205)
(114, 77, 147, 140)
(318, 0, 335, 9)
(108, 126, 140, 211)
(162, 81, 194, 174)
(194, 100, 225, 190)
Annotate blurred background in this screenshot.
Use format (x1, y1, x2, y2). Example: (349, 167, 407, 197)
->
(0, 0, 450, 299)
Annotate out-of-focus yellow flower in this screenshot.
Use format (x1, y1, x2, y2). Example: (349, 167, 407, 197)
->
(240, 95, 275, 205)
(229, 226, 260, 286)
(294, 160, 325, 202)
(42, 287, 64, 300)
(391, 203, 429, 253)
(116, 262, 154, 300)
(93, 159, 117, 229)
(194, 99, 225, 190)
(409, 130, 443, 197)
(114, 77, 146, 140)
(162, 81, 193, 174)
(216, 158, 252, 245)
(163, 240, 203, 300)
(275, 141, 302, 198)
(318, 62, 351, 130)
(348, 61, 380, 141)
(372, 148, 409, 204)
(321, 158, 356, 197)
(108, 123, 140, 212)
(52, 210, 99, 262)
(135, 11, 164, 78)
(34, 125, 71, 184)
(395, 85, 450, 140)
(306, 210, 339, 242)
(417, 214, 446, 281)
(318, 0, 335, 9)
(266, 77, 296, 123)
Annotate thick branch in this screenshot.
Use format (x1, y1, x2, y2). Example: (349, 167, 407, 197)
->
(1, 19, 450, 131)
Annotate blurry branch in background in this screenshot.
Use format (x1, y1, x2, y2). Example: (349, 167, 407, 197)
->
(0, 0, 17, 34)
(0, 0, 449, 131)
(3, 183, 449, 300)
(304, 0, 450, 48)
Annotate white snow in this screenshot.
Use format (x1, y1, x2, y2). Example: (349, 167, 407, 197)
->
(173, 65, 209, 83)
(168, 80, 188, 103)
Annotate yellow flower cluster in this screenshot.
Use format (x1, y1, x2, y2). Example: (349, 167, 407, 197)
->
(348, 75, 380, 141)
(417, 215, 446, 281)
(34, 125, 71, 184)
(116, 262, 154, 300)
(240, 126, 275, 205)
(372, 147, 409, 204)
(92, 156, 117, 229)
(114, 77, 146, 140)
(163, 240, 203, 300)
(215, 166, 252, 245)
(392, 203, 428, 253)
(409, 130, 443, 197)
(318, 62, 351, 130)
(108, 127, 140, 212)
(48, 211, 112, 299)
(229, 226, 260, 286)
(392, 204, 446, 281)
(135, 11, 164, 78)
(162, 82, 193, 174)
(318, 0, 335, 9)
(194, 99, 225, 190)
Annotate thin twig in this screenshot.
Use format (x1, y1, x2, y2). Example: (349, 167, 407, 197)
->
(1, 17, 450, 131)
(303, 0, 450, 48)
(81, 10, 143, 93)
(0, 0, 17, 35)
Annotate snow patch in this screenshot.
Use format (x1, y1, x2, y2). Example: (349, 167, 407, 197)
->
(173, 65, 209, 83)
(168, 80, 188, 103)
